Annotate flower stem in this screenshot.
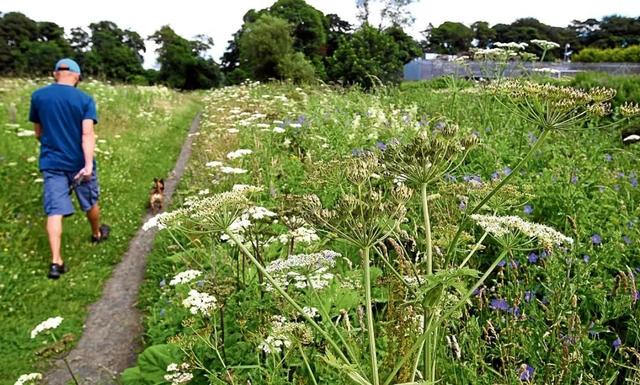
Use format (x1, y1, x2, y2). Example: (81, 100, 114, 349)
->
(226, 232, 353, 367)
(446, 129, 549, 258)
(384, 249, 509, 385)
(421, 183, 433, 276)
(363, 246, 380, 385)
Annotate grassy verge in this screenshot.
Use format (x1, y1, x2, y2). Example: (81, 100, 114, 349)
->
(0, 77, 200, 383)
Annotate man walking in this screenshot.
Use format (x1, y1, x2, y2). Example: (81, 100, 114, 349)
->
(29, 58, 110, 279)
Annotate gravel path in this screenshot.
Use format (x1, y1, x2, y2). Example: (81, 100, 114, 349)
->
(45, 113, 201, 385)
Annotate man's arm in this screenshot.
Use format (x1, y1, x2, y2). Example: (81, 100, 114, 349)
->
(75, 119, 95, 181)
(34, 123, 42, 142)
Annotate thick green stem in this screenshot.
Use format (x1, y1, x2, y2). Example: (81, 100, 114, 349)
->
(384, 249, 510, 385)
(446, 129, 549, 258)
(227, 232, 352, 367)
(363, 247, 380, 385)
(298, 344, 319, 385)
(421, 183, 433, 276)
(421, 182, 436, 381)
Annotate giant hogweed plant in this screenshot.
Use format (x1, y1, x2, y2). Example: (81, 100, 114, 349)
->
(140, 80, 620, 385)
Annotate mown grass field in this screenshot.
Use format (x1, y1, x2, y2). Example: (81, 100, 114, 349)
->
(135, 77, 640, 385)
(0, 78, 199, 383)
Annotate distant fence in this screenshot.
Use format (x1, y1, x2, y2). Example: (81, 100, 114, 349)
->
(404, 59, 640, 80)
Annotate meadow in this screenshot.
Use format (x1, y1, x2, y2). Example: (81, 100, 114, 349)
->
(0, 78, 199, 383)
(132, 77, 640, 385)
(3, 73, 640, 385)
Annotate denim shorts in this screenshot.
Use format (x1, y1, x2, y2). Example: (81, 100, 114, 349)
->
(42, 169, 100, 217)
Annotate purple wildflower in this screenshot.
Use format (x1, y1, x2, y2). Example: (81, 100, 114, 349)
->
(510, 306, 521, 317)
(490, 298, 510, 312)
(604, 153, 613, 162)
(376, 141, 387, 151)
(528, 252, 538, 264)
(523, 205, 533, 215)
(459, 200, 467, 210)
(159, 308, 166, 317)
(571, 175, 578, 184)
(519, 365, 534, 382)
(524, 291, 534, 303)
(632, 177, 638, 188)
(491, 171, 500, 181)
(583, 254, 590, 263)
(623, 235, 632, 245)
(503, 167, 512, 176)
(591, 234, 602, 245)
(498, 259, 507, 267)
(613, 337, 622, 351)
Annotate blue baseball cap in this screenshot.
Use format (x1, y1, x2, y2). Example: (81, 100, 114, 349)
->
(54, 58, 81, 74)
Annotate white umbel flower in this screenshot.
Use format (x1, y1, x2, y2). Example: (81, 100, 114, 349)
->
(169, 270, 202, 286)
(226, 149, 253, 160)
(14, 373, 42, 385)
(31, 317, 63, 339)
(471, 214, 573, 249)
(182, 290, 217, 315)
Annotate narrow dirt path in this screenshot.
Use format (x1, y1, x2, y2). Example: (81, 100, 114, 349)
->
(45, 113, 201, 385)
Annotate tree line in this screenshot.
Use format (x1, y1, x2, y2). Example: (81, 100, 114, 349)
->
(1, 1, 638, 89)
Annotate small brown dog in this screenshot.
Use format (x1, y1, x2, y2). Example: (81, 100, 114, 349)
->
(150, 178, 165, 214)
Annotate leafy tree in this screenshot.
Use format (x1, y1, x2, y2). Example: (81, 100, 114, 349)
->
(325, 13, 352, 58)
(149, 25, 222, 89)
(238, 14, 297, 81)
(86, 21, 145, 81)
(328, 24, 412, 88)
(423, 21, 473, 54)
(471, 21, 495, 48)
(384, 24, 422, 63)
(269, 0, 327, 66)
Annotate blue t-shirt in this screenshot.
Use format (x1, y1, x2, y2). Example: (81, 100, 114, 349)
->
(29, 83, 98, 171)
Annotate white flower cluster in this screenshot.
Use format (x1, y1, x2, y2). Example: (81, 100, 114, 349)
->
(278, 226, 320, 245)
(220, 205, 277, 242)
(258, 315, 313, 354)
(220, 166, 248, 174)
(226, 149, 253, 160)
(494, 42, 528, 50)
(302, 306, 320, 318)
(531, 39, 560, 50)
(169, 270, 202, 286)
(470, 214, 573, 249)
(264, 250, 339, 291)
(142, 188, 261, 231)
(14, 373, 42, 385)
(30, 316, 63, 339)
(182, 289, 217, 315)
(164, 363, 193, 385)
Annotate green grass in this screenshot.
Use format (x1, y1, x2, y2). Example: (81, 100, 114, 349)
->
(0, 78, 200, 383)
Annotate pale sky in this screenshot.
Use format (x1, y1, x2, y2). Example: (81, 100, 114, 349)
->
(3, 0, 639, 68)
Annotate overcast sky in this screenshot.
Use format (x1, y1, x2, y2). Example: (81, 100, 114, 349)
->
(3, 0, 640, 68)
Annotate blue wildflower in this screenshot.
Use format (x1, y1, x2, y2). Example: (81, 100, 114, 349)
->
(604, 153, 612, 162)
(519, 364, 534, 382)
(490, 298, 510, 312)
(159, 308, 166, 317)
(632, 177, 638, 188)
(525, 291, 534, 303)
(503, 167, 512, 176)
(497, 259, 506, 267)
(523, 205, 533, 215)
(491, 172, 500, 181)
(528, 252, 538, 264)
(527, 132, 537, 144)
(159, 279, 166, 288)
(375, 141, 387, 151)
(540, 250, 548, 258)
(613, 337, 622, 351)
(583, 254, 590, 263)
(459, 200, 467, 210)
(571, 175, 578, 184)
(591, 234, 602, 245)
(623, 235, 632, 245)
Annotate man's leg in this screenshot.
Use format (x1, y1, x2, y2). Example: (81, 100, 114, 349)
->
(47, 215, 64, 265)
(86, 203, 101, 239)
